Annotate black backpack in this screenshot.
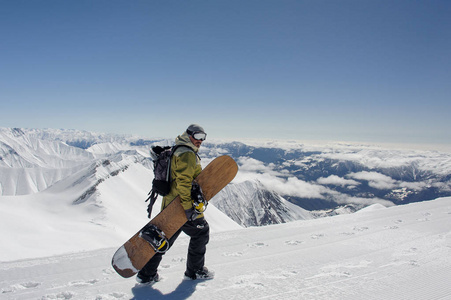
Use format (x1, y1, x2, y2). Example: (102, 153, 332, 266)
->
(145, 145, 193, 218)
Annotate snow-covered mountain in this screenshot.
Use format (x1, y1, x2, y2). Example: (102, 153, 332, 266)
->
(0, 128, 94, 195)
(212, 180, 312, 227)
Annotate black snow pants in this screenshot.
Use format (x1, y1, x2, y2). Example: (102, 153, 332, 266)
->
(138, 217, 210, 278)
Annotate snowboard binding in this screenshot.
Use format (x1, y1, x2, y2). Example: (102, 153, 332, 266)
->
(191, 181, 208, 214)
(139, 224, 169, 253)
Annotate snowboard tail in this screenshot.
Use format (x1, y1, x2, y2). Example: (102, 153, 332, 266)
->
(112, 155, 238, 278)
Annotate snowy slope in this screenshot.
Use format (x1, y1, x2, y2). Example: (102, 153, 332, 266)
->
(1, 197, 450, 299)
(0, 158, 241, 262)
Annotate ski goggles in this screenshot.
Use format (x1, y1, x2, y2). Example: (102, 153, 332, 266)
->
(191, 132, 207, 141)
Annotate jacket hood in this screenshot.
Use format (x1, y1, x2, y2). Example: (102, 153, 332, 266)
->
(175, 131, 199, 153)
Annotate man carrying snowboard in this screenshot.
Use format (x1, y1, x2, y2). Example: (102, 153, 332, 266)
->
(137, 124, 213, 284)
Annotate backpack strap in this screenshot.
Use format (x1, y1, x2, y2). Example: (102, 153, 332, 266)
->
(167, 144, 197, 180)
(145, 190, 158, 218)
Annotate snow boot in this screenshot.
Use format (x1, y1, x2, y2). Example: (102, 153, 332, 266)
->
(184, 266, 214, 280)
(136, 272, 160, 284)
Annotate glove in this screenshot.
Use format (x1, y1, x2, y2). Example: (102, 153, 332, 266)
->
(185, 208, 198, 221)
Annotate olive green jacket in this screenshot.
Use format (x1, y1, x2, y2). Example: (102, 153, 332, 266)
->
(161, 132, 203, 217)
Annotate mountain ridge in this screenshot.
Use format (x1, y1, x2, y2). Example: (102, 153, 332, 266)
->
(1, 127, 451, 224)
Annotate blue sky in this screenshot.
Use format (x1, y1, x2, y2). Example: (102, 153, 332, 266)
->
(1, 1, 450, 146)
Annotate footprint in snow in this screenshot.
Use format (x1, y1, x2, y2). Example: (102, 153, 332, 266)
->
(223, 251, 244, 257)
(161, 257, 185, 269)
(310, 234, 325, 239)
(308, 271, 352, 280)
(385, 219, 403, 229)
(417, 212, 432, 222)
(282, 270, 299, 277)
(409, 260, 420, 267)
(102, 268, 115, 276)
(402, 247, 418, 255)
(353, 226, 369, 232)
(41, 291, 76, 299)
(340, 232, 355, 236)
(233, 275, 265, 289)
(384, 224, 399, 229)
(96, 292, 127, 299)
(285, 240, 304, 246)
(69, 279, 99, 287)
(1, 282, 41, 294)
(247, 242, 268, 248)
(171, 257, 186, 263)
(21, 282, 41, 288)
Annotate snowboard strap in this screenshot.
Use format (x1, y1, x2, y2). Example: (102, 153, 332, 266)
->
(139, 224, 169, 254)
(191, 181, 208, 214)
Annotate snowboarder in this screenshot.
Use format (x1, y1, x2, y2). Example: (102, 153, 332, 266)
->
(136, 124, 214, 284)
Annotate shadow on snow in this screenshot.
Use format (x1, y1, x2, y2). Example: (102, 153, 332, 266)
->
(131, 279, 204, 300)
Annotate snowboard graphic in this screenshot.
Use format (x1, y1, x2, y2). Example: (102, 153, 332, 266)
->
(112, 155, 238, 278)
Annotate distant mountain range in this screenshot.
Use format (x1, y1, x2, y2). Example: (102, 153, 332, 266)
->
(202, 140, 451, 211)
(1, 127, 450, 227)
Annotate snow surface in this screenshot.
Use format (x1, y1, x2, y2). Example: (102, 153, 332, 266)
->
(1, 197, 451, 299)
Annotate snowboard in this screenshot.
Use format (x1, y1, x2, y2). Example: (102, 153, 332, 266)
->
(112, 155, 238, 278)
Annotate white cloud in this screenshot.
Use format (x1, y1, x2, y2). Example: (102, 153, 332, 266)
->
(238, 157, 270, 172)
(317, 175, 360, 188)
(235, 171, 328, 199)
(234, 157, 329, 199)
(399, 181, 428, 191)
(431, 181, 451, 192)
(348, 171, 397, 190)
(234, 167, 396, 207)
(237, 157, 286, 177)
(268, 176, 328, 199)
(331, 194, 395, 207)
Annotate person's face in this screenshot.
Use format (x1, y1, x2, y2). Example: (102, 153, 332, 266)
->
(189, 135, 203, 148)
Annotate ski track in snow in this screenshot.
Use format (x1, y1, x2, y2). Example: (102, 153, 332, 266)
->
(1, 198, 451, 300)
